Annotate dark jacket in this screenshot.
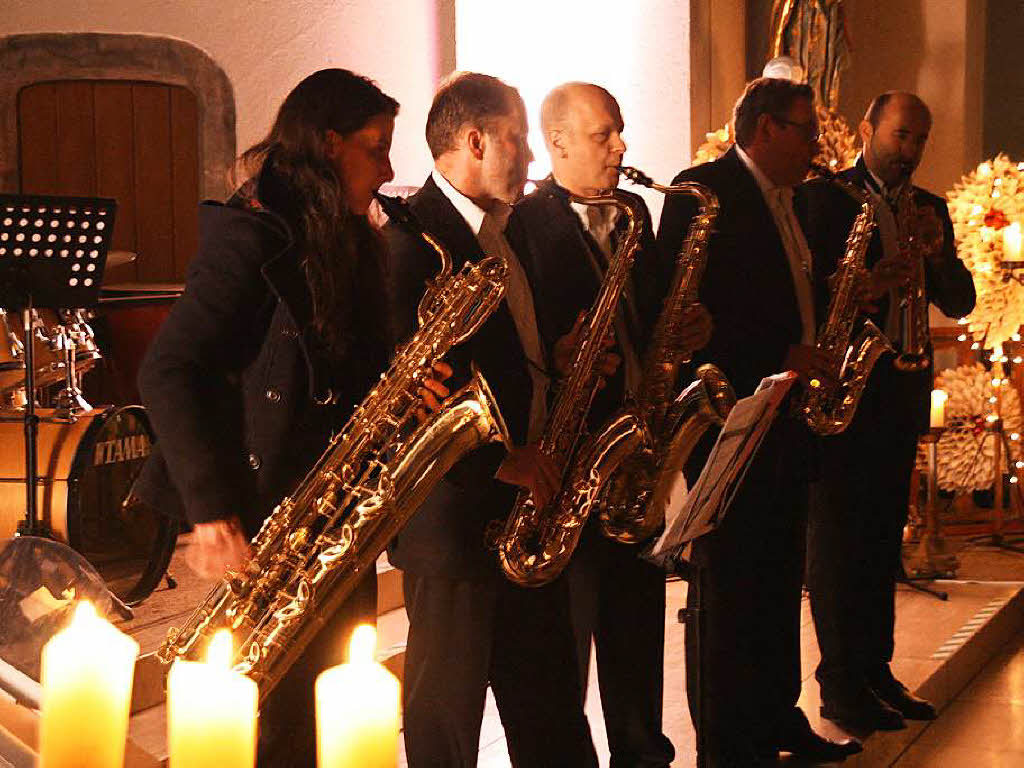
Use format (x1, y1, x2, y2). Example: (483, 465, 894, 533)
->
(508, 177, 662, 426)
(380, 175, 532, 580)
(136, 183, 387, 536)
(799, 156, 976, 433)
(657, 146, 830, 400)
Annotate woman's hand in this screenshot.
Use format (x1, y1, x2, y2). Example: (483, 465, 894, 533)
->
(187, 517, 251, 579)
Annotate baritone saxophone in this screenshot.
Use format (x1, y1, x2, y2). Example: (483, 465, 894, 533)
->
(157, 192, 510, 701)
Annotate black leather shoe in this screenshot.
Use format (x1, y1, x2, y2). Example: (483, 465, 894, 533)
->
(871, 673, 938, 721)
(775, 710, 864, 762)
(821, 684, 907, 730)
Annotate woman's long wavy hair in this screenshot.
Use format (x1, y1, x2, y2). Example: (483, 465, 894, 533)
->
(239, 69, 398, 355)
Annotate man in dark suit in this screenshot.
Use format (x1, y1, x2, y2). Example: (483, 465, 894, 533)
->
(657, 77, 861, 767)
(509, 81, 710, 768)
(381, 72, 596, 768)
(802, 92, 975, 730)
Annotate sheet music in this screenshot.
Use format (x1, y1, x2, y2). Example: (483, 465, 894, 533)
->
(648, 372, 798, 564)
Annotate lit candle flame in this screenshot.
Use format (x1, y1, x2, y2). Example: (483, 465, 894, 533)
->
(207, 630, 233, 668)
(348, 624, 376, 665)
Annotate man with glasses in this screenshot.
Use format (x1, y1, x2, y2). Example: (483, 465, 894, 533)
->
(657, 77, 860, 767)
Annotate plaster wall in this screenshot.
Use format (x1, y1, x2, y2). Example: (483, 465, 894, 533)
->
(837, 0, 985, 197)
(455, 0, 695, 222)
(0, 0, 449, 189)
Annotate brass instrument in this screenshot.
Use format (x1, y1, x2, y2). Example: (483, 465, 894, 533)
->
(496, 189, 645, 587)
(594, 166, 735, 544)
(800, 164, 893, 435)
(158, 193, 510, 700)
(892, 185, 931, 371)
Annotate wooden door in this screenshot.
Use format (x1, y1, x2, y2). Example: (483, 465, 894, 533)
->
(18, 81, 200, 284)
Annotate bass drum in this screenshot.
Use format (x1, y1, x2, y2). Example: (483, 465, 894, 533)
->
(0, 406, 177, 604)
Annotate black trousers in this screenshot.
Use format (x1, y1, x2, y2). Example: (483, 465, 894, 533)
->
(401, 570, 598, 768)
(808, 360, 922, 695)
(685, 417, 810, 762)
(567, 531, 675, 768)
(256, 571, 377, 768)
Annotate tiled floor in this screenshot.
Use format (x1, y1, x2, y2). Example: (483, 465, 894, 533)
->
(890, 630, 1024, 767)
(87, 535, 1024, 766)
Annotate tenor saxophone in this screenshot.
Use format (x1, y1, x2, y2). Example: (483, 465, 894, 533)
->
(892, 185, 931, 372)
(496, 189, 645, 587)
(591, 166, 735, 544)
(157, 193, 510, 700)
(800, 165, 893, 435)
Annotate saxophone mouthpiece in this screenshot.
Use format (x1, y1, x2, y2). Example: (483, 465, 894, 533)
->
(618, 165, 655, 188)
(373, 191, 417, 229)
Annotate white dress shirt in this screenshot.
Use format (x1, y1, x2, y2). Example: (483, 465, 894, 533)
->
(735, 145, 817, 345)
(431, 169, 549, 442)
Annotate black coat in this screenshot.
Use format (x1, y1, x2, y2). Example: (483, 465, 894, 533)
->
(798, 156, 976, 433)
(508, 177, 661, 426)
(136, 196, 387, 537)
(380, 176, 532, 580)
(657, 146, 830, 400)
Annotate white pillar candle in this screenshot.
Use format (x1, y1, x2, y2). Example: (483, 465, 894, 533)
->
(1004, 222, 1022, 261)
(40, 601, 139, 768)
(316, 625, 399, 768)
(167, 630, 257, 768)
(930, 389, 948, 429)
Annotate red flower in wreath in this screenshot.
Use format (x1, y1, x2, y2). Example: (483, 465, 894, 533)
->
(984, 208, 1009, 229)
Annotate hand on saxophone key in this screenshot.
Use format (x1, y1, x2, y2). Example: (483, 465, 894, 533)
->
(496, 444, 562, 510)
(188, 516, 252, 579)
(676, 303, 713, 359)
(415, 361, 453, 421)
(553, 311, 620, 382)
(784, 344, 837, 390)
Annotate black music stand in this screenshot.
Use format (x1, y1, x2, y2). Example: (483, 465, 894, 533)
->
(0, 194, 116, 538)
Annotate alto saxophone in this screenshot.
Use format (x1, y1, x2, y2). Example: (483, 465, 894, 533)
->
(892, 185, 931, 371)
(158, 193, 510, 700)
(496, 189, 645, 587)
(800, 165, 893, 435)
(591, 166, 735, 544)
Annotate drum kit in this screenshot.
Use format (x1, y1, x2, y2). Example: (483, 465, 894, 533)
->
(0, 195, 178, 609)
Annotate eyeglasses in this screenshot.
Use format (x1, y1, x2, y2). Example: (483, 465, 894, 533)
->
(773, 116, 820, 142)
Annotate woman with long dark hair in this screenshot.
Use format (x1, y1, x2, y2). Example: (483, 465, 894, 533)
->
(137, 68, 436, 766)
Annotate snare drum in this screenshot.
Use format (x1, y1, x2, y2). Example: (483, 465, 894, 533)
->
(0, 405, 177, 603)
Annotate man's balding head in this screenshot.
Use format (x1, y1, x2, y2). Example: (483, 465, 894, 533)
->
(541, 82, 625, 196)
(860, 91, 932, 187)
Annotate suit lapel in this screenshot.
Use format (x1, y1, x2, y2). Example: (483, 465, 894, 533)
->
(716, 148, 803, 340)
(407, 176, 486, 271)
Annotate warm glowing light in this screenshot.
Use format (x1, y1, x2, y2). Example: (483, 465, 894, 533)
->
(987, 413, 999, 422)
(958, 334, 968, 342)
(972, 342, 981, 350)
(1011, 476, 1019, 484)
(208, 629, 233, 667)
(1004, 222, 1023, 261)
(349, 624, 377, 664)
(316, 624, 399, 768)
(1011, 432, 1021, 441)
(1013, 333, 1022, 342)
(40, 601, 139, 768)
(990, 396, 999, 404)
(930, 390, 948, 429)
(958, 317, 969, 325)
(979, 162, 992, 177)
(456, 0, 682, 218)
(1016, 461, 1024, 469)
